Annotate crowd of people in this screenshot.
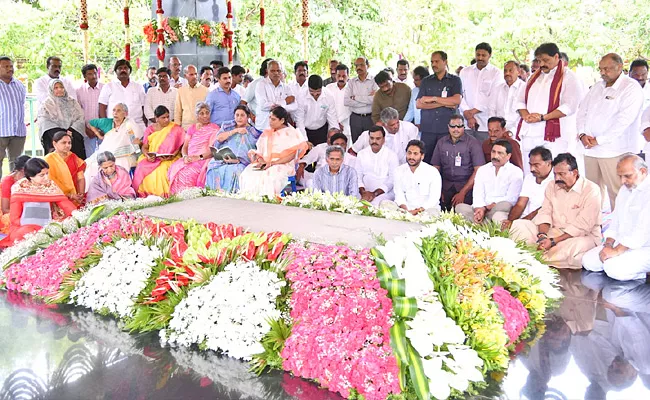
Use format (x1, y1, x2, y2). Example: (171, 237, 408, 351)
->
(0, 40, 649, 280)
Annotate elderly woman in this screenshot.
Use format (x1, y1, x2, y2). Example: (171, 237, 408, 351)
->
(86, 151, 136, 205)
(85, 103, 142, 184)
(0, 155, 30, 234)
(44, 130, 86, 206)
(0, 158, 76, 247)
(38, 79, 87, 159)
(168, 102, 220, 195)
(132, 105, 185, 197)
(239, 106, 308, 196)
(205, 105, 261, 192)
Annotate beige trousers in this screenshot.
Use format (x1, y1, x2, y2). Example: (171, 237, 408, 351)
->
(509, 220, 597, 269)
(455, 201, 512, 224)
(584, 155, 625, 210)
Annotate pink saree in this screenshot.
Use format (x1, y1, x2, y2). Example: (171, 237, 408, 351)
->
(168, 123, 220, 195)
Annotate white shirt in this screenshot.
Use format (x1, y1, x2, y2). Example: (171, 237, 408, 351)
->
(472, 161, 523, 208)
(254, 77, 299, 130)
(144, 85, 178, 122)
(642, 81, 650, 111)
(605, 175, 650, 249)
(325, 82, 351, 123)
(34, 75, 77, 108)
(459, 63, 503, 131)
(296, 92, 338, 136)
(300, 143, 356, 169)
(488, 79, 523, 132)
(520, 172, 554, 217)
(515, 66, 584, 143)
(98, 80, 146, 129)
(243, 77, 263, 115)
(395, 76, 415, 89)
(352, 121, 419, 164)
(577, 74, 644, 158)
(289, 81, 309, 102)
(355, 145, 399, 193)
(344, 75, 378, 114)
(170, 76, 188, 87)
(232, 84, 246, 98)
(640, 106, 650, 153)
(393, 162, 441, 211)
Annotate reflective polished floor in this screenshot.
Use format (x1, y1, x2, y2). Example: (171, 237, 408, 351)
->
(1, 270, 649, 400)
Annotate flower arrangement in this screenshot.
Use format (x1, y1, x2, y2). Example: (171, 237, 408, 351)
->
(143, 17, 226, 48)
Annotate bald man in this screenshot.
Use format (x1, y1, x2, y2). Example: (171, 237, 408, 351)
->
(173, 65, 208, 128)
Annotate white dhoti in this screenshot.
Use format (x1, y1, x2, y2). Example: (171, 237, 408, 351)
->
(240, 163, 293, 197)
(582, 244, 650, 281)
(362, 176, 394, 207)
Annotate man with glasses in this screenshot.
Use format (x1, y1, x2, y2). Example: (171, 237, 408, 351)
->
(344, 57, 378, 142)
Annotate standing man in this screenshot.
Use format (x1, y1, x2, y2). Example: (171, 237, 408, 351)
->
(482, 116, 524, 170)
(629, 59, 650, 110)
(350, 107, 418, 163)
(322, 59, 339, 87)
(404, 66, 430, 129)
(459, 42, 503, 142)
(344, 57, 378, 142)
(488, 60, 524, 132)
(371, 71, 411, 123)
(0, 56, 27, 178)
(395, 59, 414, 88)
(325, 64, 351, 142)
(98, 59, 146, 132)
(254, 60, 298, 131)
(210, 60, 224, 84)
(206, 67, 241, 127)
(145, 67, 177, 123)
(296, 75, 338, 145)
(143, 66, 158, 93)
(417, 51, 463, 163)
(173, 65, 208, 129)
(290, 61, 309, 101)
(516, 43, 584, 163)
(577, 53, 644, 209)
(34, 56, 77, 108)
(76, 64, 104, 157)
(242, 58, 273, 121)
(355, 126, 399, 206)
(519, 64, 530, 81)
(169, 56, 187, 87)
(200, 66, 214, 90)
(231, 65, 247, 97)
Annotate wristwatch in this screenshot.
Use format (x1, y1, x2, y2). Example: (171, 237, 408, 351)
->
(549, 238, 556, 247)
(540, 114, 545, 122)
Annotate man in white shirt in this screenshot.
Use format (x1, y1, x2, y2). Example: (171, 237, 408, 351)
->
(488, 60, 524, 132)
(395, 59, 414, 88)
(516, 42, 585, 161)
(641, 106, 650, 154)
(629, 59, 650, 111)
(98, 59, 146, 132)
(325, 64, 352, 142)
(577, 53, 644, 209)
(169, 56, 188, 88)
(231, 65, 247, 97)
(349, 107, 418, 164)
(583, 154, 650, 281)
(345, 57, 378, 142)
(144, 67, 177, 123)
(456, 139, 524, 224)
(501, 146, 554, 229)
(254, 60, 299, 131)
(297, 129, 355, 187)
(459, 42, 503, 142)
(242, 58, 272, 120)
(296, 75, 338, 145)
(356, 126, 399, 207)
(381, 139, 441, 215)
(34, 56, 77, 108)
(289, 61, 309, 102)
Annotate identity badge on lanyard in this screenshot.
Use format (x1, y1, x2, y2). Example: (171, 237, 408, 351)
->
(455, 152, 462, 167)
(441, 86, 448, 98)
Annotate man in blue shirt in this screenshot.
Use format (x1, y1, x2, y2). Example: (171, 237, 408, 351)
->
(0, 56, 26, 178)
(205, 67, 241, 126)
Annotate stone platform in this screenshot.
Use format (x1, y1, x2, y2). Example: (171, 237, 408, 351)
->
(141, 197, 421, 248)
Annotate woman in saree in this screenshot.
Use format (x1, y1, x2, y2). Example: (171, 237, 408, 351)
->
(86, 151, 136, 205)
(38, 79, 87, 159)
(205, 105, 261, 192)
(239, 106, 308, 197)
(168, 102, 220, 195)
(132, 105, 185, 197)
(85, 103, 142, 184)
(0, 158, 76, 247)
(0, 155, 30, 234)
(44, 130, 86, 207)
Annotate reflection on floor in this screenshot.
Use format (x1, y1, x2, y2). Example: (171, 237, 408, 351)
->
(1, 270, 650, 400)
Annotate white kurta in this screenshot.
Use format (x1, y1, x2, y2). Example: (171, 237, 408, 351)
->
(98, 80, 146, 132)
(296, 92, 338, 138)
(488, 79, 523, 132)
(355, 145, 399, 206)
(459, 63, 503, 131)
(393, 162, 441, 211)
(254, 78, 299, 131)
(520, 172, 554, 216)
(325, 82, 352, 141)
(472, 162, 523, 208)
(351, 121, 419, 164)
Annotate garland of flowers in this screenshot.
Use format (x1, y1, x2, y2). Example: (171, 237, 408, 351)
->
(124, 0, 131, 60)
(79, 0, 89, 63)
(144, 17, 226, 48)
(225, 0, 234, 64)
(301, 0, 309, 61)
(260, 0, 266, 56)
(156, 0, 165, 66)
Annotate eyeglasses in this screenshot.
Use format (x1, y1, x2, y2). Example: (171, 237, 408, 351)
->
(448, 124, 464, 129)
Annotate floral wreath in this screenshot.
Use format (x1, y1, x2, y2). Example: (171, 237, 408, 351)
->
(144, 17, 227, 48)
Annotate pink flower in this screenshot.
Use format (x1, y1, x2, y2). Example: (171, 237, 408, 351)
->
(492, 286, 530, 346)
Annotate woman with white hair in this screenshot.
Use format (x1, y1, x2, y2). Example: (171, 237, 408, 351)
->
(86, 151, 136, 205)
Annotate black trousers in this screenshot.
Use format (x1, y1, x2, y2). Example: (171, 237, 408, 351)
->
(306, 123, 328, 146)
(42, 128, 86, 159)
(421, 131, 447, 165)
(441, 181, 473, 212)
(349, 113, 373, 143)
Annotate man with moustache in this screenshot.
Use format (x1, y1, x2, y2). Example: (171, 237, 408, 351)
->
(582, 154, 650, 280)
(312, 144, 358, 197)
(501, 146, 554, 230)
(456, 139, 523, 224)
(322, 59, 339, 87)
(371, 71, 411, 123)
(200, 66, 214, 90)
(355, 125, 399, 206)
(230, 65, 246, 97)
(76, 64, 104, 156)
(289, 61, 309, 101)
(144, 67, 177, 123)
(296, 129, 354, 186)
(325, 64, 352, 141)
(510, 153, 602, 269)
(168, 56, 188, 88)
(345, 57, 378, 142)
(206, 67, 241, 126)
(381, 140, 442, 215)
(254, 60, 299, 131)
(395, 59, 414, 88)
(629, 59, 650, 110)
(99, 59, 146, 132)
(0, 56, 27, 178)
(34, 56, 77, 107)
(481, 117, 523, 170)
(488, 60, 524, 132)
(296, 75, 338, 145)
(173, 65, 209, 129)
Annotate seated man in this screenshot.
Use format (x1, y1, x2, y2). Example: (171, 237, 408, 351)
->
(296, 129, 356, 187)
(582, 154, 650, 281)
(356, 125, 399, 206)
(312, 145, 359, 197)
(349, 107, 418, 163)
(501, 146, 554, 229)
(481, 116, 523, 170)
(381, 139, 441, 215)
(510, 153, 602, 269)
(455, 139, 523, 224)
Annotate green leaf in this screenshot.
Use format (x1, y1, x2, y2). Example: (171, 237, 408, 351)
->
(407, 344, 429, 400)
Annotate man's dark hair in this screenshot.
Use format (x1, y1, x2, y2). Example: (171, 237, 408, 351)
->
(210, 60, 224, 68)
(488, 116, 506, 128)
(529, 146, 552, 162)
(369, 125, 385, 137)
(216, 66, 231, 78)
(492, 139, 512, 154)
(81, 64, 97, 77)
(397, 59, 409, 68)
(412, 66, 430, 80)
(432, 50, 448, 62)
(156, 67, 171, 76)
(630, 59, 649, 70)
(147, 66, 157, 71)
(534, 43, 561, 58)
(406, 139, 425, 154)
(383, 67, 395, 75)
(200, 66, 214, 75)
(520, 64, 530, 73)
(46, 56, 61, 68)
(476, 42, 492, 55)
(329, 132, 348, 144)
(113, 59, 132, 73)
(308, 75, 323, 90)
(374, 71, 391, 85)
(231, 65, 245, 76)
(552, 153, 579, 171)
(294, 61, 308, 72)
(260, 58, 273, 76)
(0, 56, 12, 63)
(449, 113, 465, 124)
(335, 64, 349, 73)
